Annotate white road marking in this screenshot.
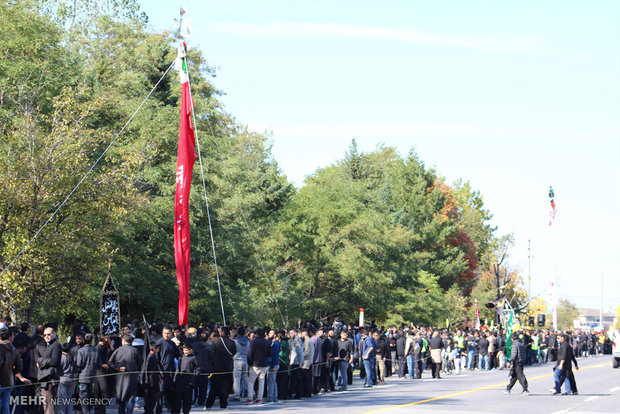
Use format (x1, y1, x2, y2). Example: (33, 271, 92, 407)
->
(611, 386, 620, 392)
(585, 396, 599, 402)
(551, 410, 569, 414)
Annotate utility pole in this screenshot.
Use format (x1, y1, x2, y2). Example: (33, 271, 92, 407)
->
(600, 275, 603, 329)
(528, 239, 531, 307)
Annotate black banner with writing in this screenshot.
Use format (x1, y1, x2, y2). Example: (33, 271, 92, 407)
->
(100, 273, 120, 336)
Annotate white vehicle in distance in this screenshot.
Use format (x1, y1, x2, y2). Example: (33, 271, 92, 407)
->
(613, 330, 620, 369)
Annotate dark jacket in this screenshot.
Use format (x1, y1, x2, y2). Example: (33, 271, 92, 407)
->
(430, 336, 444, 350)
(396, 336, 406, 358)
(173, 354, 197, 388)
(145, 352, 161, 388)
(248, 337, 271, 368)
(157, 338, 179, 373)
(509, 339, 525, 365)
(28, 335, 45, 380)
(108, 344, 142, 402)
(76, 344, 102, 384)
(557, 342, 574, 370)
(213, 337, 236, 373)
(192, 340, 212, 373)
(37, 338, 62, 383)
(0, 342, 23, 387)
(478, 337, 489, 355)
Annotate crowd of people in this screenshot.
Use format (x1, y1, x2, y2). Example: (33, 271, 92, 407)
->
(0, 316, 617, 413)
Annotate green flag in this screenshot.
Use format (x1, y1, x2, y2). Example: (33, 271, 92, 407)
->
(505, 309, 514, 358)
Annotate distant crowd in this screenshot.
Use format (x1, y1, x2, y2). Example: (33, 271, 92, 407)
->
(0, 316, 617, 413)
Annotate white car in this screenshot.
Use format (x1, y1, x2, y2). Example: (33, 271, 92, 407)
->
(613, 331, 620, 369)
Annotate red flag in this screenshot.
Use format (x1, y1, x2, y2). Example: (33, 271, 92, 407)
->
(174, 78, 195, 326)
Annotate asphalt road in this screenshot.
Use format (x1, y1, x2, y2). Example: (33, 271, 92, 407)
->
(185, 354, 619, 413)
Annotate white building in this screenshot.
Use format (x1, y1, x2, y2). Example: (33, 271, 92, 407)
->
(575, 308, 617, 330)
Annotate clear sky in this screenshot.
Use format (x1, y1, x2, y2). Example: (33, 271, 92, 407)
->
(141, 0, 620, 313)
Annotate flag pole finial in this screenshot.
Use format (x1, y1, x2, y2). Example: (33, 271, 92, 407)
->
(174, 5, 193, 40)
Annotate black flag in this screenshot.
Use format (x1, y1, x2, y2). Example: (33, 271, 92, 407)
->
(100, 263, 121, 336)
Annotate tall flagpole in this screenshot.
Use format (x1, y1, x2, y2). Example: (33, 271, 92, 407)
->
(175, 7, 226, 325)
(548, 186, 558, 331)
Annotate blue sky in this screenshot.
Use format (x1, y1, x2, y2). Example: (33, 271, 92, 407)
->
(142, 0, 620, 313)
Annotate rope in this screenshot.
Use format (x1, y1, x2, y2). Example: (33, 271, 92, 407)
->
(0, 342, 543, 392)
(2, 337, 570, 392)
(184, 53, 226, 326)
(0, 61, 175, 280)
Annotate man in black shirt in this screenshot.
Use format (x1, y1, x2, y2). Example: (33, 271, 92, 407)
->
(396, 330, 406, 378)
(478, 332, 489, 371)
(334, 330, 353, 391)
(429, 331, 444, 379)
(552, 334, 573, 395)
(173, 344, 196, 414)
(505, 332, 529, 395)
(318, 330, 332, 392)
(157, 327, 180, 413)
(206, 328, 236, 410)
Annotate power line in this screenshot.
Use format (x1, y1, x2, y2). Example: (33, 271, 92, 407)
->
(0, 61, 175, 280)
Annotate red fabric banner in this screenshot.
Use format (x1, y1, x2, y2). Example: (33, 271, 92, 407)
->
(174, 81, 195, 326)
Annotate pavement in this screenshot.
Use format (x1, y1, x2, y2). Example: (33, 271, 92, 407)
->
(133, 354, 619, 413)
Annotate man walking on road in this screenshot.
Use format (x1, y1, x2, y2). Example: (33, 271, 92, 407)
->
(505, 332, 529, 395)
(551, 334, 572, 395)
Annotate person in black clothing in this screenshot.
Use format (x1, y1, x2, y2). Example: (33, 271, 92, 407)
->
(552, 334, 574, 395)
(107, 335, 143, 414)
(191, 332, 211, 406)
(386, 332, 396, 377)
(523, 331, 533, 365)
(318, 330, 332, 392)
(157, 327, 180, 414)
(38, 327, 62, 414)
(396, 330, 406, 378)
(94, 336, 112, 414)
(205, 328, 236, 410)
(247, 328, 271, 403)
(1, 329, 30, 414)
(144, 342, 161, 414)
(429, 331, 444, 379)
(547, 332, 558, 362)
(478, 332, 489, 371)
(334, 330, 353, 391)
(173, 344, 196, 414)
(327, 330, 338, 390)
(505, 332, 529, 395)
(561, 339, 579, 395)
(13, 323, 31, 348)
